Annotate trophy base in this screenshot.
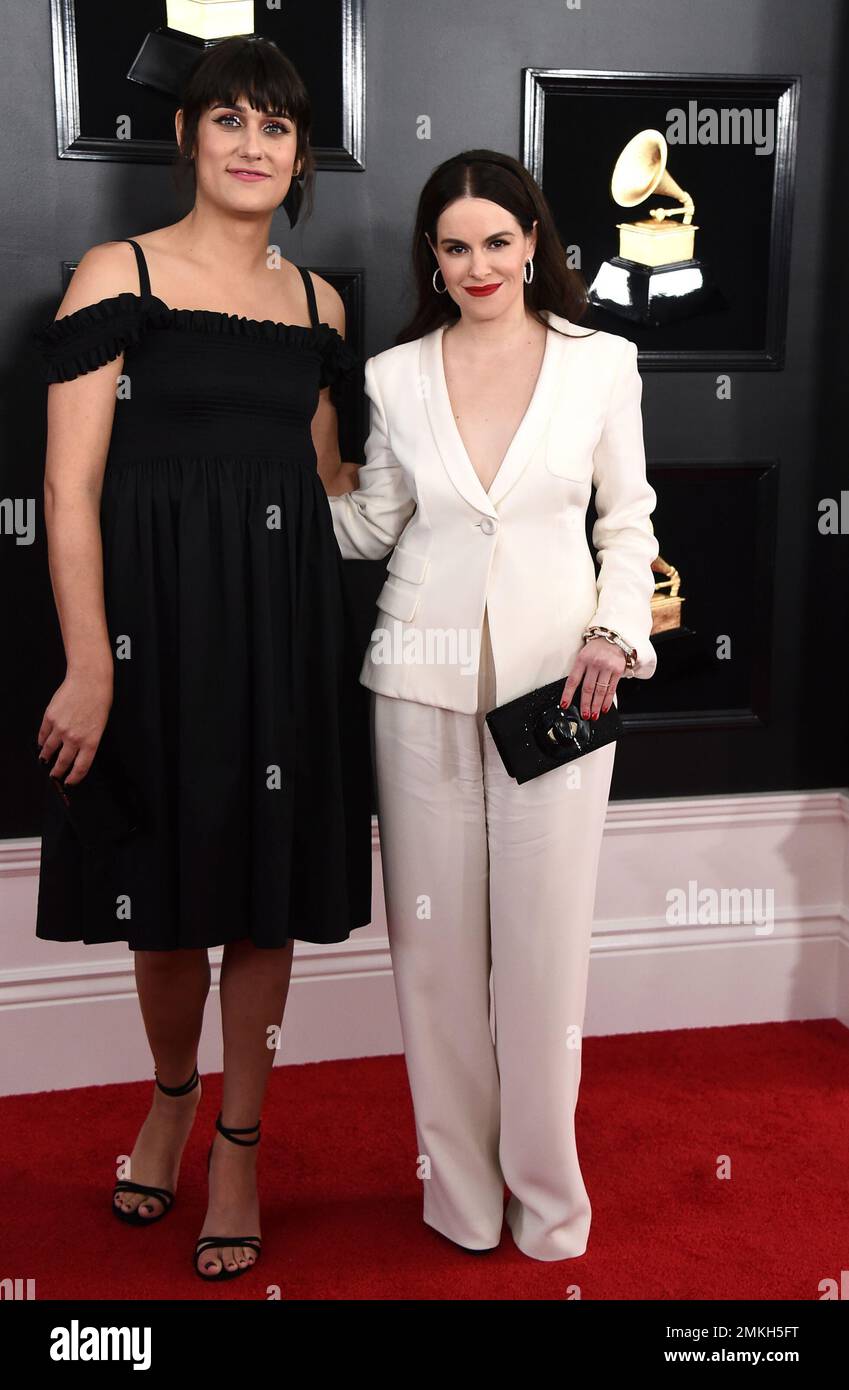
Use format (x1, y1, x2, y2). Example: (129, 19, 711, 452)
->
(127, 27, 216, 98)
(588, 256, 720, 328)
(650, 596, 685, 634)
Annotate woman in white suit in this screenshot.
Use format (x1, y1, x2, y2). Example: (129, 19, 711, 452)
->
(327, 150, 659, 1261)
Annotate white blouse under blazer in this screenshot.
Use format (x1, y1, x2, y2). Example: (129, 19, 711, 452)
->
(328, 309, 660, 714)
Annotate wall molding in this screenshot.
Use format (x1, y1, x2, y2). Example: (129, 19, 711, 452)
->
(1, 789, 846, 1094)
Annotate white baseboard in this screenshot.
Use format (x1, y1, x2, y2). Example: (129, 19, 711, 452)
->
(1, 790, 846, 1095)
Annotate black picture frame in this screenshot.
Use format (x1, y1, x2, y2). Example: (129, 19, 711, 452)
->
(50, 0, 365, 169)
(612, 459, 779, 732)
(522, 70, 800, 370)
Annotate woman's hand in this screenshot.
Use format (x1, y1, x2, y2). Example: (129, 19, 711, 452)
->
(324, 461, 361, 497)
(559, 638, 626, 719)
(37, 666, 114, 786)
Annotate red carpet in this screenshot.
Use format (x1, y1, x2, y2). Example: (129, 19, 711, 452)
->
(3, 1020, 846, 1300)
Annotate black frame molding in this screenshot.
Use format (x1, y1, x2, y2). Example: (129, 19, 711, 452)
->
(618, 458, 779, 732)
(50, 0, 366, 169)
(521, 69, 800, 371)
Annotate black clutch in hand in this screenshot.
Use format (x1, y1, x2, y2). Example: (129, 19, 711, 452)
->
(485, 676, 623, 785)
(38, 744, 142, 849)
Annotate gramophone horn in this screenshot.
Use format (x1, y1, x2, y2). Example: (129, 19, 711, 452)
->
(610, 129, 694, 222)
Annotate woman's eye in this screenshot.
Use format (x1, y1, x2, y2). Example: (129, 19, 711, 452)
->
(448, 240, 507, 253)
(214, 115, 290, 134)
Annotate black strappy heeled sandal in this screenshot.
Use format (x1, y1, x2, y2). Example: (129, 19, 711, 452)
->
(112, 1064, 201, 1226)
(194, 1112, 262, 1281)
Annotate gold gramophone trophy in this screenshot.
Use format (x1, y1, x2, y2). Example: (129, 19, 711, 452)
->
(128, 1, 255, 96)
(588, 129, 719, 326)
(647, 521, 686, 635)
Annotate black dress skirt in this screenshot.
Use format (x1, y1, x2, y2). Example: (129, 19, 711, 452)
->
(31, 238, 373, 950)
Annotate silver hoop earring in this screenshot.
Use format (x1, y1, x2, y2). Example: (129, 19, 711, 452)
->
(432, 267, 447, 294)
(523, 259, 534, 284)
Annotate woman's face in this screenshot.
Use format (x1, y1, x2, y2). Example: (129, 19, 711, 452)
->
(177, 93, 300, 210)
(426, 197, 537, 320)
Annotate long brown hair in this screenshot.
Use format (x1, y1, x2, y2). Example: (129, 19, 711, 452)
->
(395, 148, 596, 345)
(172, 36, 315, 226)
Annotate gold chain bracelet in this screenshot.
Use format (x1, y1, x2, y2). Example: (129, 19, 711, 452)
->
(580, 625, 637, 671)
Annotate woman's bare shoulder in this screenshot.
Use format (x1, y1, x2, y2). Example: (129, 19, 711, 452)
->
(309, 271, 346, 336)
(56, 240, 143, 319)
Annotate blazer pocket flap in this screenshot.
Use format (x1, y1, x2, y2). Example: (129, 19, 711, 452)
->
(386, 545, 430, 584)
(544, 428, 597, 481)
(376, 578, 420, 623)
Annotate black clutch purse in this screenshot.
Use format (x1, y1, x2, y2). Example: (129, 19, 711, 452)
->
(38, 743, 142, 849)
(485, 676, 623, 785)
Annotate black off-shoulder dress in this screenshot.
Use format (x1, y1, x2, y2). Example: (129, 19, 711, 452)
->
(32, 238, 372, 950)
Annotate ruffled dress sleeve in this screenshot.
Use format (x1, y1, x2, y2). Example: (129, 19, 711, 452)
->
(31, 292, 146, 384)
(318, 327, 361, 412)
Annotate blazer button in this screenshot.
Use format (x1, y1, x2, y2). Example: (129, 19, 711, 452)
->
(480, 517, 498, 535)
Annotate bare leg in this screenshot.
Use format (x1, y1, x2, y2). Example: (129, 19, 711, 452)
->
(195, 936, 295, 1275)
(113, 948, 211, 1218)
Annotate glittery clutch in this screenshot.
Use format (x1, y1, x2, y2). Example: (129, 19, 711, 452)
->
(485, 676, 622, 785)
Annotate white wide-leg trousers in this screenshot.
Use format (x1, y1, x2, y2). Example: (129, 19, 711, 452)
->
(369, 607, 616, 1260)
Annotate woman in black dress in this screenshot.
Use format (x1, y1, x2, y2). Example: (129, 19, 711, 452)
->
(32, 38, 371, 1281)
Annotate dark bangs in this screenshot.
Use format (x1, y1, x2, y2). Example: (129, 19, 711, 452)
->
(173, 35, 315, 219)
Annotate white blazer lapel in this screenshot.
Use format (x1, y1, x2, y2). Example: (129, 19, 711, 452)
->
(419, 328, 497, 517)
(419, 311, 565, 516)
(488, 311, 563, 507)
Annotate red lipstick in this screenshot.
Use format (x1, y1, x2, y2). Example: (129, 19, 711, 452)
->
(464, 284, 502, 297)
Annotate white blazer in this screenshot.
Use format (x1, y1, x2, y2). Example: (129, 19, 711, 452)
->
(328, 308, 660, 714)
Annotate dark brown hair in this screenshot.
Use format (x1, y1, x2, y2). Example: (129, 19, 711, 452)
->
(395, 148, 595, 344)
(172, 35, 315, 225)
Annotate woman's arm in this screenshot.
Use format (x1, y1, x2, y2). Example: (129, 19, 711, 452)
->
(36, 243, 131, 784)
(327, 355, 417, 560)
(587, 338, 659, 678)
(309, 276, 358, 496)
(312, 388, 357, 494)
